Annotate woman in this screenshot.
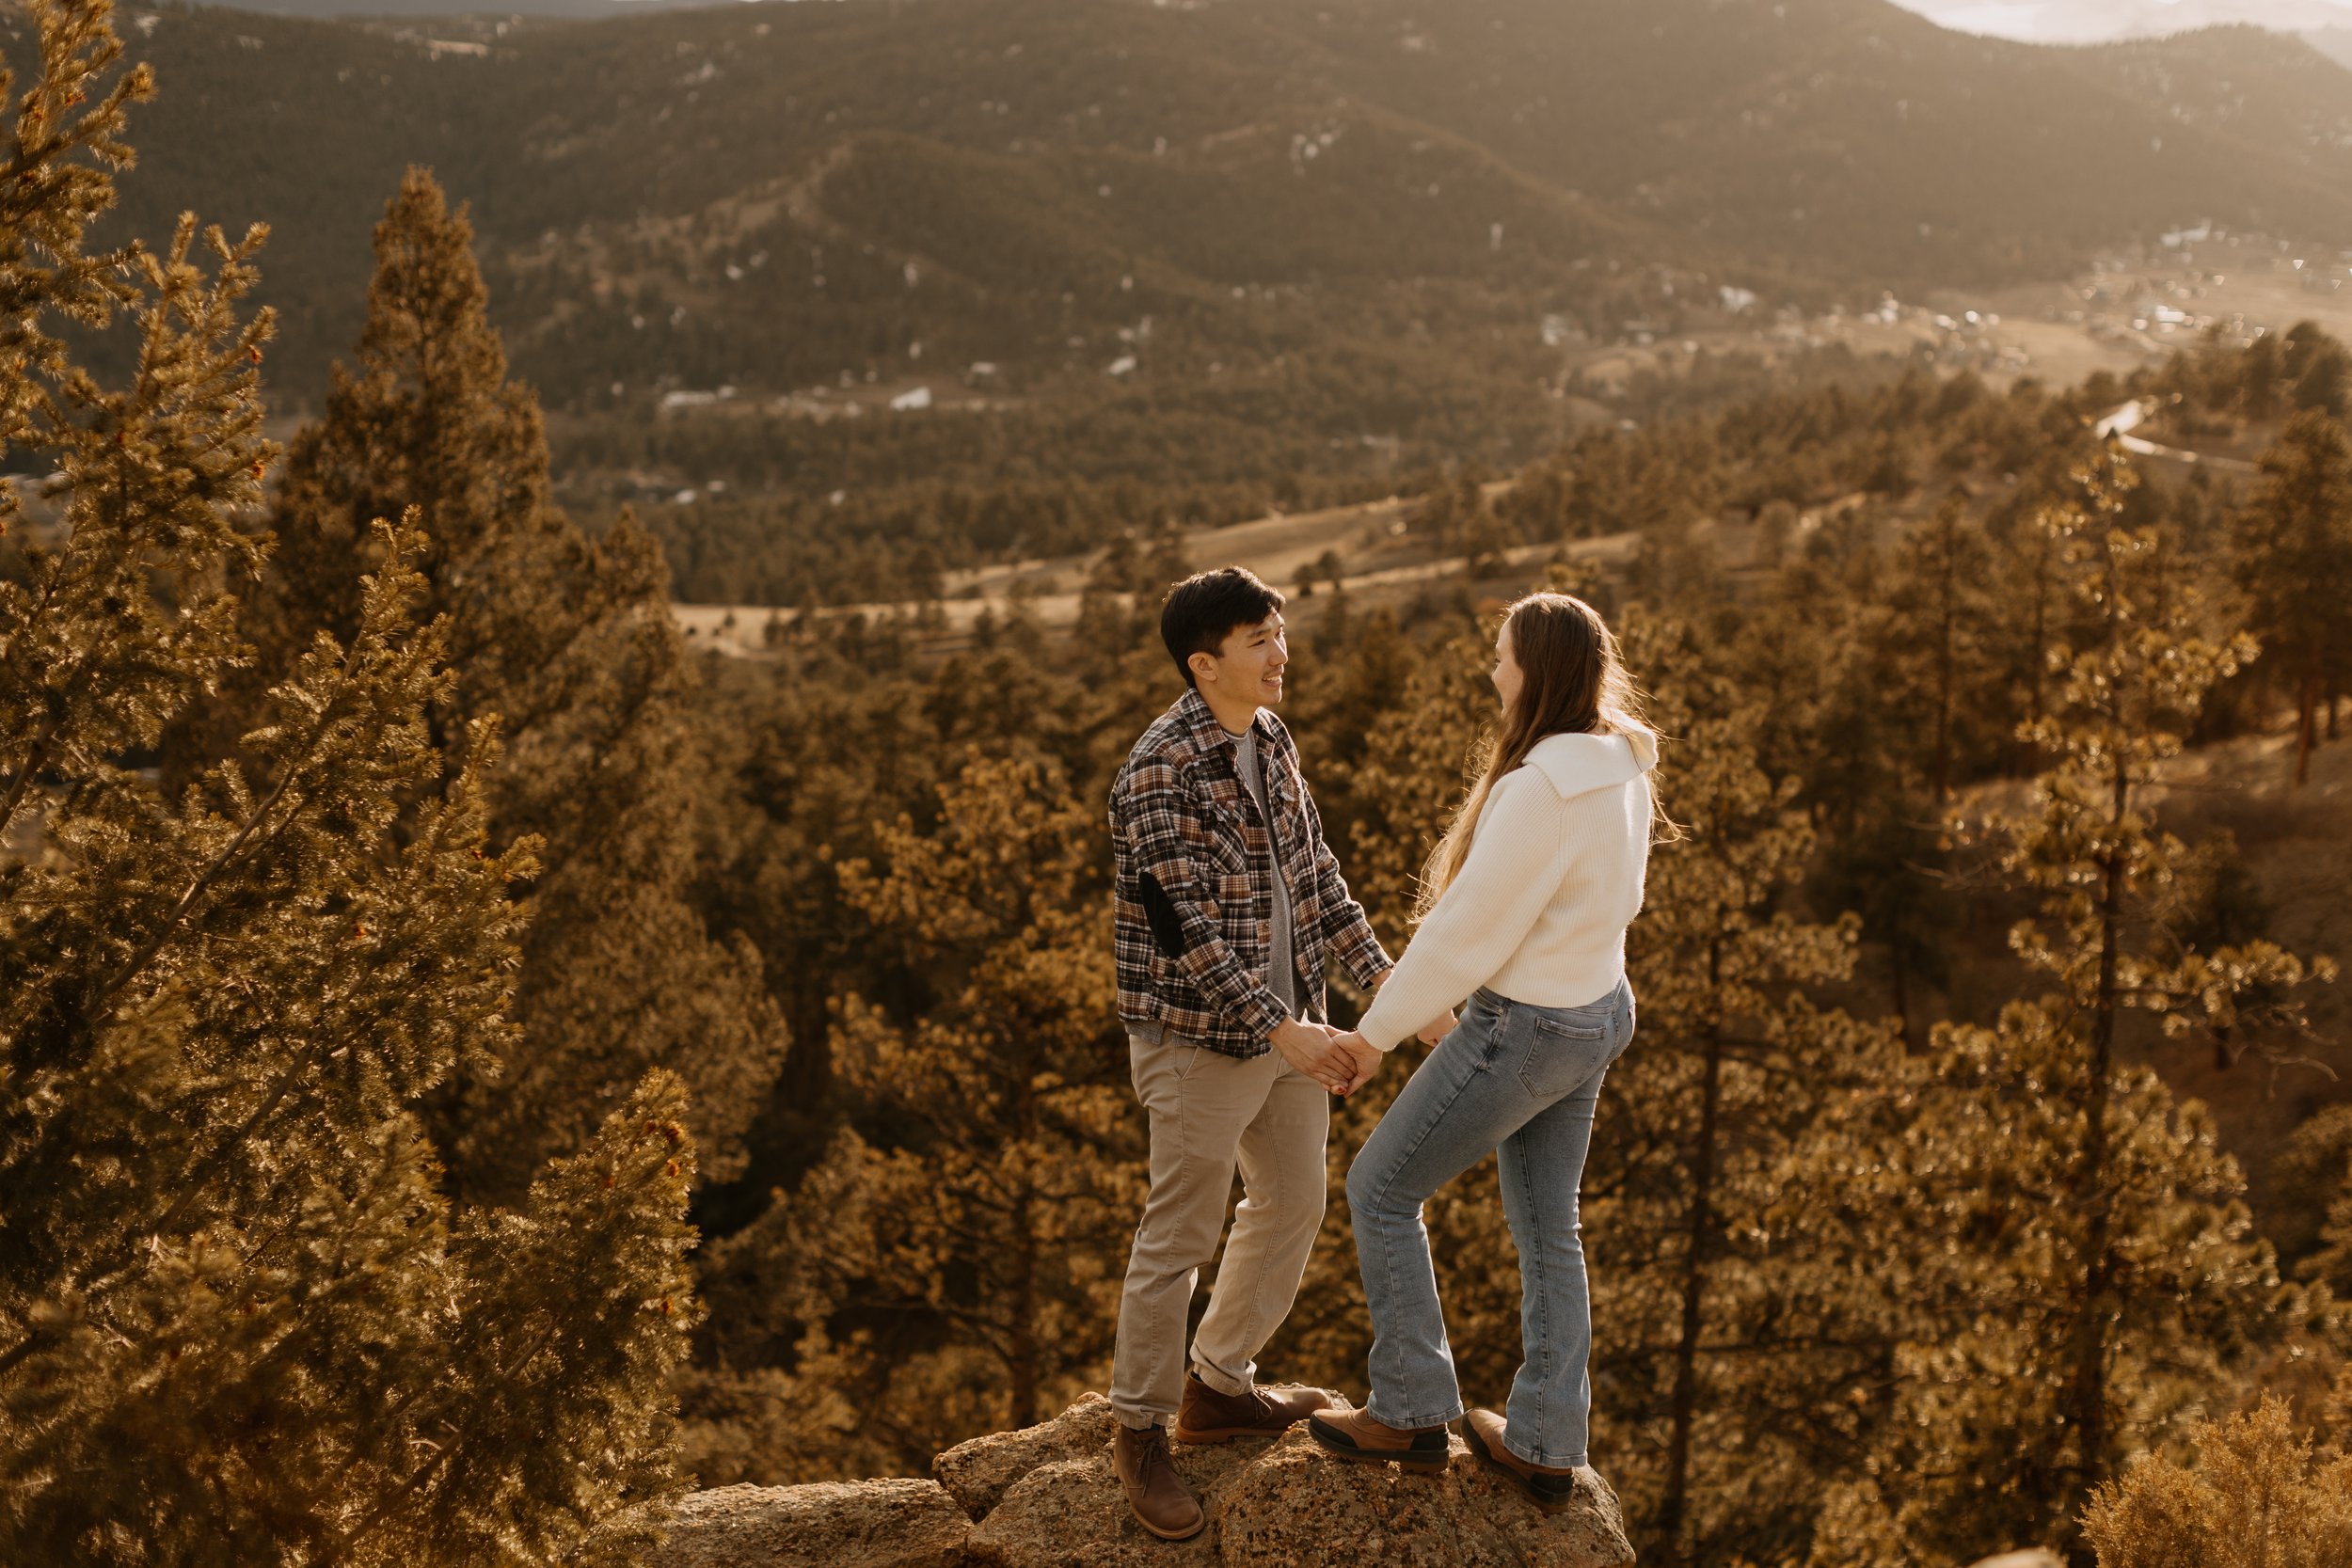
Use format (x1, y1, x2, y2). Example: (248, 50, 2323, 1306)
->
(1307, 591, 1659, 1513)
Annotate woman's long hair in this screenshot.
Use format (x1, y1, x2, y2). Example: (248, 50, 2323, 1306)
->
(1412, 592, 1651, 924)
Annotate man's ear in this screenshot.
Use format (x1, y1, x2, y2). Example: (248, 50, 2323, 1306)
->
(1187, 649, 1219, 687)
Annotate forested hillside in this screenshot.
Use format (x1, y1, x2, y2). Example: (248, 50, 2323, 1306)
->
(77, 0, 2352, 410)
(55, 0, 2349, 611)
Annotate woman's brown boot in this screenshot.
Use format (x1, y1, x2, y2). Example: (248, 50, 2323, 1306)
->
(1460, 1408, 1581, 1513)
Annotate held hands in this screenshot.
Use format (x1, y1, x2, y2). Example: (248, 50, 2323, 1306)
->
(1327, 1012, 1453, 1095)
(1276, 971, 1458, 1096)
(1268, 1017, 1358, 1095)
(1329, 1030, 1384, 1096)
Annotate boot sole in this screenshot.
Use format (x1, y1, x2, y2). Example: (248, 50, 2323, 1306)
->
(1129, 1504, 1207, 1542)
(1306, 1417, 1450, 1474)
(1459, 1419, 1575, 1514)
(1171, 1422, 1294, 1445)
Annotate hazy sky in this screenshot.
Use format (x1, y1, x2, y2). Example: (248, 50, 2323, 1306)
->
(1890, 0, 2352, 41)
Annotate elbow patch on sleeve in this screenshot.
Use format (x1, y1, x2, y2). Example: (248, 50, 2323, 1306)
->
(1139, 872, 1188, 959)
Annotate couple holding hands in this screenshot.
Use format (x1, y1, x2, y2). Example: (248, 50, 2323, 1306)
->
(1105, 567, 1659, 1541)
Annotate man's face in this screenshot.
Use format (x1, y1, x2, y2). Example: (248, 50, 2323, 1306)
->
(1196, 612, 1289, 707)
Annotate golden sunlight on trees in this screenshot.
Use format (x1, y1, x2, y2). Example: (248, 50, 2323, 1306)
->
(0, 9, 698, 1559)
(1598, 616, 1906, 1568)
(2084, 1396, 2352, 1568)
(2230, 410, 2352, 785)
(1804, 451, 2332, 1568)
(685, 753, 1141, 1481)
(239, 168, 785, 1198)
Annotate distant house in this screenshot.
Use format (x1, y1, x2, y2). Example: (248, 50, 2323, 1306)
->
(1539, 313, 1582, 347)
(889, 386, 932, 411)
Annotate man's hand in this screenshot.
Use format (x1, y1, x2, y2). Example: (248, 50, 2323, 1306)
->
(1329, 1030, 1387, 1095)
(1269, 1017, 1353, 1095)
(1416, 1010, 1456, 1047)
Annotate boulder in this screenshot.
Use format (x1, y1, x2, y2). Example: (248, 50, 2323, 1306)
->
(1216, 1430, 1631, 1568)
(934, 1391, 1119, 1518)
(650, 1395, 1636, 1568)
(967, 1439, 1255, 1567)
(968, 1426, 1630, 1568)
(648, 1479, 970, 1568)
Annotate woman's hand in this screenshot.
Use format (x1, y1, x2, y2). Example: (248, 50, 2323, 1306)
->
(1270, 1017, 1355, 1095)
(1416, 1010, 1456, 1047)
(1331, 1030, 1386, 1095)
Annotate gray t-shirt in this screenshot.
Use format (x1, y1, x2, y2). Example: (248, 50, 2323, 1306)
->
(1232, 726, 1299, 1021)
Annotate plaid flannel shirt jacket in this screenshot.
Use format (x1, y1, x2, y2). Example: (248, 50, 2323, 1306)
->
(1108, 689, 1392, 1058)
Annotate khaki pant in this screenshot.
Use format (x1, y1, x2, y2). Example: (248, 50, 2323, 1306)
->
(1109, 1032, 1330, 1431)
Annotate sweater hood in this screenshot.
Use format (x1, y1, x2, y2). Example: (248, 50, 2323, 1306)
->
(1524, 726, 1659, 800)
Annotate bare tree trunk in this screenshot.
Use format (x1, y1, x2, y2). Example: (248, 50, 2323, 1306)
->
(1934, 516, 1958, 801)
(2063, 620, 2135, 1560)
(2023, 562, 2051, 775)
(2297, 670, 2320, 786)
(1890, 942, 1915, 1051)
(1659, 944, 1726, 1568)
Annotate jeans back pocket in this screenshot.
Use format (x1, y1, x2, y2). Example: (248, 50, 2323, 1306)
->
(1519, 1011, 1612, 1101)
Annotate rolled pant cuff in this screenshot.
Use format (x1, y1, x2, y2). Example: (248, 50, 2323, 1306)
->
(1188, 1357, 1253, 1399)
(1109, 1399, 1172, 1432)
(1504, 1434, 1587, 1468)
(1366, 1399, 1464, 1431)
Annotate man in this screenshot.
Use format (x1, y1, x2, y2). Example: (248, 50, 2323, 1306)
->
(1104, 566, 1393, 1541)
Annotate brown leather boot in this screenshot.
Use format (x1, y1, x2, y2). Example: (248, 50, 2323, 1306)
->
(1305, 1403, 1451, 1473)
(1111, 1421, 1206, 1541)
(1173, 1373, 1338, 1444)
(1460, 1408, 1581, 1513)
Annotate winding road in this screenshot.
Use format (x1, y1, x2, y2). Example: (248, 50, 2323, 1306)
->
(2093, 401, 2260, 474)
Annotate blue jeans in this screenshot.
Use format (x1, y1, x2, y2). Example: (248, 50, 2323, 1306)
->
(1344, 977, 1634, 1468)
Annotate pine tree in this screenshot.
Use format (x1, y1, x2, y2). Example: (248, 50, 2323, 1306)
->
(1, 14, 698, 1559)
(691, 752, 1141, 1481)
(1882, 490, 1995, 804)
(1591, 615, 1906, 1568)
(2230, 409, 2352, 785)
(1805, 451, 2328, 1567)
(1988, 467, 2087, 776)
(249, 168, 784, 1196)
(2082, 1396, 2352, 1568)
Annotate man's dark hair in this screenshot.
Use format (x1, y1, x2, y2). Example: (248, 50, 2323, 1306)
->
(1159, 567, 1286, 689)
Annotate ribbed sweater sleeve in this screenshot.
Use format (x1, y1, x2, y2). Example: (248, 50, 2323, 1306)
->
(1355, 769, 1568, 1052)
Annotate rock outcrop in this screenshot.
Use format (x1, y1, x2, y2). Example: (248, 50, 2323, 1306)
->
(642, 1392, 1636, 1568)
(651, 1478, 971, 1568)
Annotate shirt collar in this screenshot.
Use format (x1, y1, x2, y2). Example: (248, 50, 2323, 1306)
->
(1176, 687, 1267, 752)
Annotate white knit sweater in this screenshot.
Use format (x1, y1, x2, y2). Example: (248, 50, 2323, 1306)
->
(1355, 727, 1659, 1052)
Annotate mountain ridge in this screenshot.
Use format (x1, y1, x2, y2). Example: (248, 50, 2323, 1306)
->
(40, 0, 2352, 439)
